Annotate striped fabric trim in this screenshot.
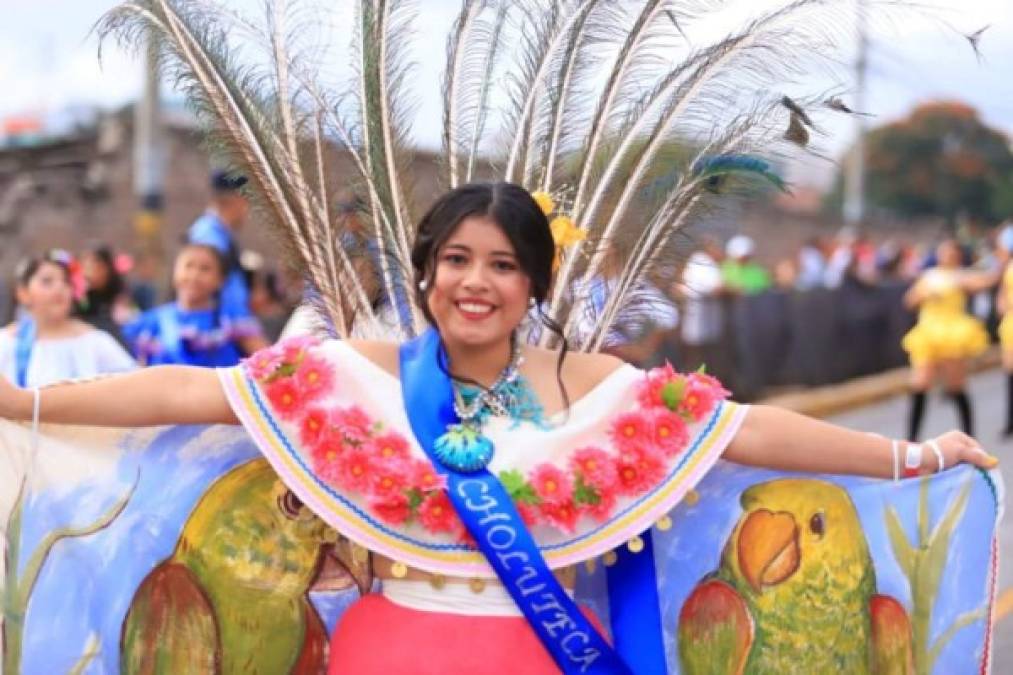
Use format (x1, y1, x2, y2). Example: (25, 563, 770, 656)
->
(219, 366, 748, 577)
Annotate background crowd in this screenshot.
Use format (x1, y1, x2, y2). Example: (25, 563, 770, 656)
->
(3, 170, 1012, 426)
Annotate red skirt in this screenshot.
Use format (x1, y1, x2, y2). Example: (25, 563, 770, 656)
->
(328, 594, 606, 674)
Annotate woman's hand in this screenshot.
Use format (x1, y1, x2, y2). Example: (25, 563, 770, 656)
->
(726, 406, 1000, 479)
(923, 431, 998, 472)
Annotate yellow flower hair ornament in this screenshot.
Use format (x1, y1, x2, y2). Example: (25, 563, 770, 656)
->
(530, 191, 556, 217)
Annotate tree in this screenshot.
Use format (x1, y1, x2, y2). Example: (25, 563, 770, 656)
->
(829, 101, 1013, 224)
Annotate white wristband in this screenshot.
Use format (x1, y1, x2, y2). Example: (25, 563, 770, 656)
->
(926, 439, 945, 473)
(890, 439, 900, 483)
(904, 442, 923, 477)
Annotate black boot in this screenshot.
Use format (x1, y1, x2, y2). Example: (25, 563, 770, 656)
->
(907, 391, 927, 442)
(1005, 373, 1013, 436)
(947, 390, 973, 437)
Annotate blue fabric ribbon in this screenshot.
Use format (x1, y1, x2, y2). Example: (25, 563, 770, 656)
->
(14, 316, 36, 388)
(399, 329, 633, 674)
(606, 531, 668, 674)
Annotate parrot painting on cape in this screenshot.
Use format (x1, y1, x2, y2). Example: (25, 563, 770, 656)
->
(120, 458, 365, 675)
(678, 478, 915, 675)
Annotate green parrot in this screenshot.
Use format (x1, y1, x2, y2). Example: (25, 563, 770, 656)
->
(121, 458, 354, 675)
(678, 479, 914, 675)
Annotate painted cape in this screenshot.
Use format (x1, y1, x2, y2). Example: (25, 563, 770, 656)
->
(0, 340, 1002, 673)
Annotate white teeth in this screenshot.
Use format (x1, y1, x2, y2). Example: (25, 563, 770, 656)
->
(458, 302, 492, 314)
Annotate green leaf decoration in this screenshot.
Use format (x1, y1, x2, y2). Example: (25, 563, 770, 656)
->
(884, 506, 914, 579)
(573, 475, 601, 506)
(275, 363, 297, 378)
(499, 470, 540, 505)
(661, 379, 686, 411)
(883, 477, 984, 675)
(407, 488, 424, 510)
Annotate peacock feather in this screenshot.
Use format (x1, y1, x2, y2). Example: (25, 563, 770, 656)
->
(98, 0, 920, 350)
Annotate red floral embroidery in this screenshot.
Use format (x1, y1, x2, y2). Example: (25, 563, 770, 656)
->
(540, 500, 580, 533)
(649, 409, 689, 457)
(608, 411, 653, 454)
(299, 407, 329, 446)
(336, 445, 374, 493)
(332, 406, 372, 445)
(246, 340, 729, 538)
(264, 379, 305, 421)
(530, 464, 573, 506)
(418, 491, 460, 535)
(370, 493, 412, 526)
(295, 354, 334, 401)
(569, 447, 617, 494)
(615, 447, 666, 496)
(373, 432, 412, 465)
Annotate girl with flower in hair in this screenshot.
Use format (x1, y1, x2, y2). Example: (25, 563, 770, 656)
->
(0, 184, 997, 674)
(0, 250, 135, 387)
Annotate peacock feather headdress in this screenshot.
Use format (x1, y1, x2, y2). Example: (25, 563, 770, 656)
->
(97, 0, 908, 351)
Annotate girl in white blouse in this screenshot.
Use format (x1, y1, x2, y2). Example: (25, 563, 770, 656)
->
(0, 251, 136, 387)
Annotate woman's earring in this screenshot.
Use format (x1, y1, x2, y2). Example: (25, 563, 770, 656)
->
(528, 297, 537, 308)
(418, 279, 428, 292)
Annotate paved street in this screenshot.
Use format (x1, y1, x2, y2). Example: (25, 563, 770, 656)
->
(828, 367, 1013, 671)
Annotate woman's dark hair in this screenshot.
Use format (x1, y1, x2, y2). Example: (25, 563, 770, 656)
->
(84, 245, 125, 307)
(14, 252, 72, 287)
(411, 181, 570, 410)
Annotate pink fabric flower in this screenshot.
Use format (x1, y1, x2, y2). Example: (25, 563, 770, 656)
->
(586, 491, 617, 523)
(418, 491, 460, 535)
(295, 354, 334, 401)
(515, 501, 542, 527)
(264, 378, 305, 420)
(372, 432, 411, 466)
(369, 493, 411, 526)
(636, 363, 683, 409)
(569, 447, 617, 493)
(245, 346, 284, 381)
(410, 460, 446, 492)
(608, 411, 653, 455)
(539, 500, 580, 533)
(309, 427, 346, 487)
(530, 464, 573, 506)
(279, 335, 320, 361)
(615, 446, 666, 496)
(314, 423, 346, 456)
(369, 461, 409, 499)
(299, 407, 329, 446)
(681, 372, 730, 421)
(335, 444, 374, 492)
(333, 406, 372, 444)
(650, 409, 690, 457)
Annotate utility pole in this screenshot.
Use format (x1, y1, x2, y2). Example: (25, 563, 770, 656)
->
(133, 38, 166, 264)
(843, 0, 867, 225)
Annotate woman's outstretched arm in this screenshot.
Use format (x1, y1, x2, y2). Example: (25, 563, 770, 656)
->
(0, 366, 239, 427)
(725, 404, 998, 477)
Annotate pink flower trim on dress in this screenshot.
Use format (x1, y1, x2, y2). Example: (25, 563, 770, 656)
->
(244, 340, 730, 539)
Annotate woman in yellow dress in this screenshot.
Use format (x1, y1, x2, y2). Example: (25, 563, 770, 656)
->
(902, 239, 996, 440)
(997, 245, 1013, 435)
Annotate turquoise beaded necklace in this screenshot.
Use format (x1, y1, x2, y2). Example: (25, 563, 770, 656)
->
(431, 337, 549, 473)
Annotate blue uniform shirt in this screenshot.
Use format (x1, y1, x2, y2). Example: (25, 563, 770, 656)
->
(124, 303, 245, 367)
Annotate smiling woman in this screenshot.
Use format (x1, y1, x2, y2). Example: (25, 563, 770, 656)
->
(0, 182, 999, 675)
(2, 0, 1006, 671)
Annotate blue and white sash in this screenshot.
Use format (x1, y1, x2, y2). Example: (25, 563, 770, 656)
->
(399, 329, 665, 673)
